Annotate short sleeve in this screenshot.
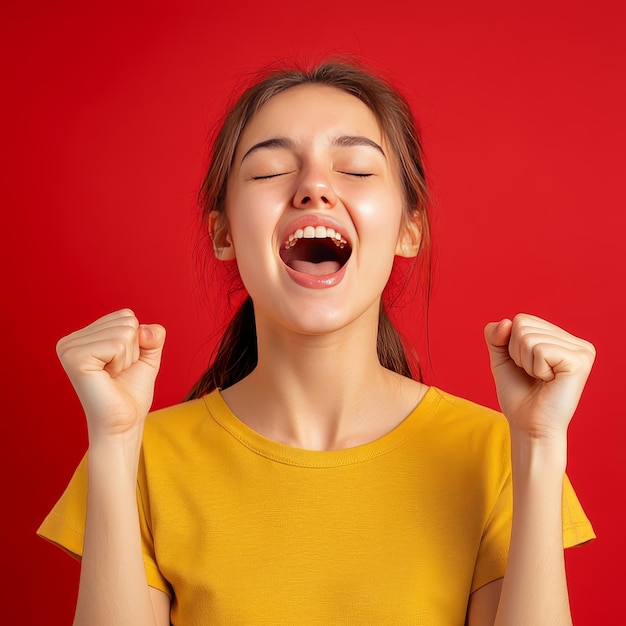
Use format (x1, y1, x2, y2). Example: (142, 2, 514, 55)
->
(37, 454, 89, 561)
(36, 451, 172, 596)
(470, 473, 596, 593)
(561, 474, 596, 548)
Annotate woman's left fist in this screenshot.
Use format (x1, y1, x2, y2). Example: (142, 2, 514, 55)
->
(484, 314, 596, 439)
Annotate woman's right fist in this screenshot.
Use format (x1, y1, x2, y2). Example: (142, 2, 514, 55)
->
(56, 309, 166, 441)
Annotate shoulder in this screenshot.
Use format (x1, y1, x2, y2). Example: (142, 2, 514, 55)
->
(139, 391, 230, 474)
(144, 396, 210, 432)
(426, 386, 507, 431)
(420, 387, 512, 465)
(141, 392, 223, 453)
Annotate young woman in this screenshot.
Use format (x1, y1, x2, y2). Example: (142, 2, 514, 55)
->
(39, 61, 595, 625)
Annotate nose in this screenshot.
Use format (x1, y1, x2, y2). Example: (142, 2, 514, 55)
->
(293, 168, 338, 210)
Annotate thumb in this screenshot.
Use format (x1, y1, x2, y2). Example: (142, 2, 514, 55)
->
(484, 318, 513, 369)
(137, 324, 166, 371)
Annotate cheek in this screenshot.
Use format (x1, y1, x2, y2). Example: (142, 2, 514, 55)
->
(227, 187, 285, 249)
(351, 188, 405, 245)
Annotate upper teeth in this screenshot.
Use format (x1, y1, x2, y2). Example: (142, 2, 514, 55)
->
(284, 225, 347, 249)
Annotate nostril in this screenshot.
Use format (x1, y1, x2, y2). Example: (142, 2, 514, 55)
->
(294, 189, 336, 208)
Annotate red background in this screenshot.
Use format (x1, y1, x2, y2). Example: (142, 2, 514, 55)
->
(2, 1, 624, 623)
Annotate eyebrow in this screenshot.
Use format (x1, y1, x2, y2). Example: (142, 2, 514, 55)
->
(241, 137, 296, 162)
(240, 135, 386, 163)
(332, 135, 386, 157)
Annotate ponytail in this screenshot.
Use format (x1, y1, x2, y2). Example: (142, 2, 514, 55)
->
(185, 297, 419, 400)
(377, 304, 415, 379)
(185, 296, 257, 400)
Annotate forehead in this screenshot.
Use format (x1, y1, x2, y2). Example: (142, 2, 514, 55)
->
(237, 84, 383, 150)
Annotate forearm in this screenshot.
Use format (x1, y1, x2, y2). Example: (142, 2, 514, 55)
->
(74, 433, 157, 626)
(495, 432, 571, 626)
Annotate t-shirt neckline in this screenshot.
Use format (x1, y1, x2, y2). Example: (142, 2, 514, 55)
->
(203, 386, 443, 468)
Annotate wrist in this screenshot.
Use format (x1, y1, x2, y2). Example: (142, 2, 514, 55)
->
(509, 429, 568, 481)
(87, 429, 144, 481)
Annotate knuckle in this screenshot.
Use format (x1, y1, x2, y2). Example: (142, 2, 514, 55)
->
(56, 334, 81, 361)
(119, 312, 139, 328)
(511, 314, 531, 336)
(57, 343, 82, 370)
(112, 339, 129, 358)
(117, 325, 138, 343)
(581, 346, 596, 367)
(512, 313, 529, 326)
(107, 308, 138, 328)
(55, 337, 67, 357)
(531, 341, 547, 359)
(584, 340, 597, 359)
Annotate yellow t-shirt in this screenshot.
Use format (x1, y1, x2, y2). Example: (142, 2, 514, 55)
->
(38, 387, 594, 625)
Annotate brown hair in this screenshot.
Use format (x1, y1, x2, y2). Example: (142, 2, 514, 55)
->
(186, 59, 431, 400)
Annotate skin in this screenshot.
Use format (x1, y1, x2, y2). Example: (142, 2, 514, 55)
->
(57, 85, 595, 625)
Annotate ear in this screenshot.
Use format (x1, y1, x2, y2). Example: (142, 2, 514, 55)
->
(395, 212, 421, 258)
(209, 210, 236, 261)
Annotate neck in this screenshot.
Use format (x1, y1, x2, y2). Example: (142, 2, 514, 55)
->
(220, 303, 425, 451)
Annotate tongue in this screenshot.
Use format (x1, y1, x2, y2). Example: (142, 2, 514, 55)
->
(291, 259, 341, 276)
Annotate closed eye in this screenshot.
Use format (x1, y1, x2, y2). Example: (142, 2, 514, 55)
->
(251, 172, 290, 180)
(339, 172, 373, 178)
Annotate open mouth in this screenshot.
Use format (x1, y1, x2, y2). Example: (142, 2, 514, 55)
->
(279, 226, 352, 276)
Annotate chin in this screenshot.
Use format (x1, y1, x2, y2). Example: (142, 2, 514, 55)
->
(257, 295, 381, 339)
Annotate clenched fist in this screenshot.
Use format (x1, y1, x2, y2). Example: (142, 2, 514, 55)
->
(484, 314, 595, 440)
(56, 309, 166, 441)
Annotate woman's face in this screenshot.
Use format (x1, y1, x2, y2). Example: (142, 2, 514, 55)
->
(221, 84, 418, 336)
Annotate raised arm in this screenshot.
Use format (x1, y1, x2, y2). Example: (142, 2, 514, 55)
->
(56, 309, 170, 626)
(468, 314, 595, 626)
